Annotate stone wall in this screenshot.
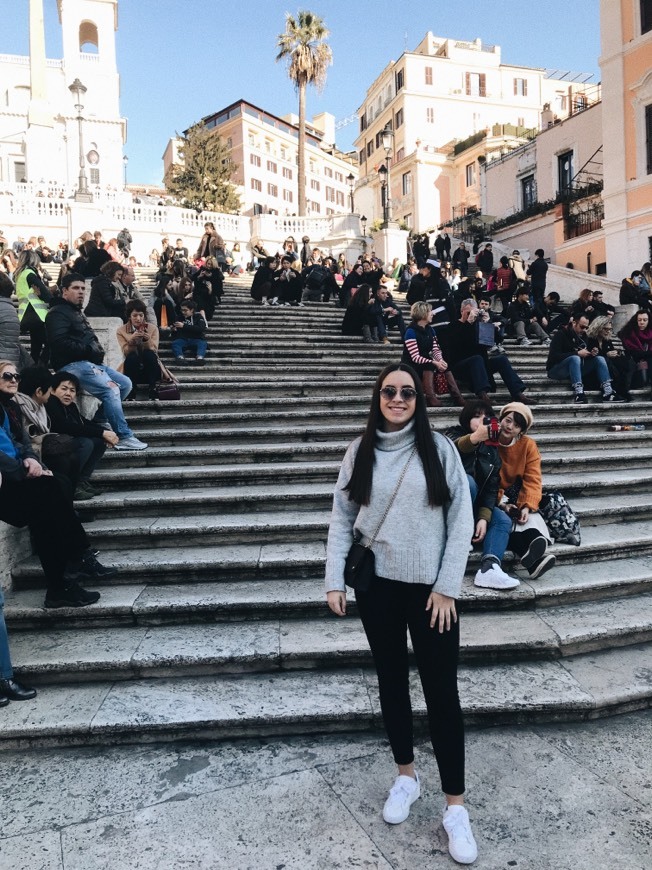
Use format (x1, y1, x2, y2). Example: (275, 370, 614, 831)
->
(0, 525, 31, 593)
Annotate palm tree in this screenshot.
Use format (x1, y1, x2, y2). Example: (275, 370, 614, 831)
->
(276, 10, 332, 216)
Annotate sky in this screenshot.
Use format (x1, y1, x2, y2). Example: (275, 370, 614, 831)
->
(1, 0, 601, 186)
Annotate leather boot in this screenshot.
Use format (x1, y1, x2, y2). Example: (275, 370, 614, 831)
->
(422, 371, 442, 407)
(446, 371, 467, 407)
(477, 391, 492, 403)
(370, 327, 380, 343)
(362, 325, 374, 343)
(515, 391, 539, 406)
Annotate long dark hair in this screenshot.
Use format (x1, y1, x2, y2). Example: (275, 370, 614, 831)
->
(349, 283, 371, 308)
(618, 309, 649, 341)
(344, 363, 450, 508)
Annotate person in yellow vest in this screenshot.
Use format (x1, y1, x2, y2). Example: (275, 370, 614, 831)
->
(14, 249, 51, 365)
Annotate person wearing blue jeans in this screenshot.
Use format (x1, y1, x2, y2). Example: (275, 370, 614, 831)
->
(546, 314, 621, 404)
(45, 273, 148, 451)
(0, 585, 37, 705)
(170, 300, 208, 366)
(447, 399, 520, 590)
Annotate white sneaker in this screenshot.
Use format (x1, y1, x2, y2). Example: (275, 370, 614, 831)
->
(518, 338, 532, 346)
(114, 436, 148, 451)
(261, 300, 268, 306)
(443, 805, 478, 864)
(474, 564, 520, 590)
(382, 773, 420, 824)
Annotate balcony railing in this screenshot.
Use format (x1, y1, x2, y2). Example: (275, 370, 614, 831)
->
(565, 200, 604, 240)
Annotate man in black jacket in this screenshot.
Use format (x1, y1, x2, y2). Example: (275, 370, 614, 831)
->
(45, 273, 148, 450)
(546, 314, 621, 403)
(507, 288, 550, 346)
(526, 249, 548, 307)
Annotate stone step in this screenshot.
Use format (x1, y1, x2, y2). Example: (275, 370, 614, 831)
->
(7, 592, 652, 686)
(13, 521, 652, 587)
(7, 555, 652, 633)
(0, 643, 648, 749)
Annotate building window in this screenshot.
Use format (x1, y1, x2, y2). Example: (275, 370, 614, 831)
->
(642, 0, 652, 34)
(310, 179, 320, 191)
(465, 163, 475, 187)
(646, 104, 652, 174)
(310, 201, 321, 214)
(465, 72, 486, 97)
(280, 146, 287, 160)
(283, 189, 293, 202)
(267, 160, 277, 173)
(250, 154, 261, 167)
(558, 150, 574, 193)
(395, 68, 404, 91)
(395, 109, 404, 128)
(325, 185, 335, 202)
(426, 107, 435, 123)
(324, 166, 333, 177)
(513, 78, 527, 97)
(335, 171, 343, 182)
(253, 203, 263, 215)
(282, 166, 293, 180)
(265, 140, 272, 153)
(326, 207, 335, 216)
(517, 117, 525, 127)
(248, 133, 255, 147)
(251, 179, 262, 192)
(521, 174, 536, 209)
(359, 150, 365, 165)
(402, 172, 412, 196)
(360, 112, 367, 132)
(396, 147, 405, 161)
(425, 66, 433, 85)
(90, 168, 100, 185)
(336, 191, 345, 206)
(366, 141, 374, 157)
(267, 183, 278, 197)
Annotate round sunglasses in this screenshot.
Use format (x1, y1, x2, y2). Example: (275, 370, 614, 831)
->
(380, 386, 417, 401)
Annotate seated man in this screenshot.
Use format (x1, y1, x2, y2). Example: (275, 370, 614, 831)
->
(375, 286, 406, 340)
(507, 287, 551, 346)
(538, 292, 569, 334)
(44, 272, 148, 451)
(47, 371, 118, 498)
(250, 257, 278, 305)
(440, 299, 537, 405)
(478, 298, 507, 354)
(590, 290, 615, 319)
(171, 300, 208, 365)
(546, 314, 622, 404)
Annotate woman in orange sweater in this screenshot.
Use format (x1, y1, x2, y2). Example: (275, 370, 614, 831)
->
(497, 402, 555, 579)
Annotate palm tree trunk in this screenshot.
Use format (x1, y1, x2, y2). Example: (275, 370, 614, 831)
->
(298, 80, 306, 216)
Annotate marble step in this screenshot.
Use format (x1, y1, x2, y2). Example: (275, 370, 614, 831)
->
(7, 593, 652, 686)
(0, 643, 648, 749)
(7, 556, 652, 631)
(13, 522, 652, 588)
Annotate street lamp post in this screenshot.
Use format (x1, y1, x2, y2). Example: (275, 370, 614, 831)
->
(361, 214, 367, 252)
(381, 123, 394, 225)
(378, 164, 388, 224)
(123, 154, 129, 188)
(68, 78, 92, 202)
(346, 172, 355, 214)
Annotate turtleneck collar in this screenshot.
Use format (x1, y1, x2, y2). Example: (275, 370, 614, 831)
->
(375, 419, 416, 451)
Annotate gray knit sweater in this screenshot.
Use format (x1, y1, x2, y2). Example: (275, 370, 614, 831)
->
(324, 420, 474, 597)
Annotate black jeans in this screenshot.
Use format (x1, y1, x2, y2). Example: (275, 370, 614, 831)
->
(0, 476, 89, 594)
(124, 349, 160, 389)
(356, 575, 465, 796)
(20, 304, 48, 364)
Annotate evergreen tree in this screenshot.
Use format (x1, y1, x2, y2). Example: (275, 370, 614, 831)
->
(164, 122, 240, 213)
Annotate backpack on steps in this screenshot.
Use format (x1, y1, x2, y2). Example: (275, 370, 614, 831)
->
(539, 490, 581, 546)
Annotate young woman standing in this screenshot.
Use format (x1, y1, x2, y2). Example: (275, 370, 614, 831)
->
(325, 363, 478, 865)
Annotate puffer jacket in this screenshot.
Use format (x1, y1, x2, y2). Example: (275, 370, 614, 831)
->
(45, 297, 105, 370)
(446, 425, 501, 523)
(0, 296, 21, 365)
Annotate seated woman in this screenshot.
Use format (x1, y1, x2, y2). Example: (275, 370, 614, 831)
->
(117, 300, 170, 400)
(341, 283, 378, 343)
(273, 256, 303, 306)
(0, 359, 114, 608)
(586, 316, 634, 401)
(84, 261, 127, 320)
(447, 400, 519, 589)
(402, 301, 465, 408)
(570, 288, 596, 322)
(47, 371, 118, 498)
(618, 310, 652, 387)
(496, 402, 555, 580)
(193, 257, 223, 320)
(0, 515, 37, 704)
(153, 259, 178, 329)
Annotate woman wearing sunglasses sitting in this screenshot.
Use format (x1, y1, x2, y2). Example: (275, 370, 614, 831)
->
(325, 363, 478, 865)
(0, 359, 112, 609)
(402, 301, 466, 408)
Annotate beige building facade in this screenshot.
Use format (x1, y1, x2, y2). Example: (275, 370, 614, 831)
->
(163, 101, 358, 219)
(353, 31, 596, 233)
(600, 0, 652, 279)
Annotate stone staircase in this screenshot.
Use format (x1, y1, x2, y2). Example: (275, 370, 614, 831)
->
(2, 270, 652, 749)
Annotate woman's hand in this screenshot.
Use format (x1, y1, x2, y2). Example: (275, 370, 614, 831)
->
(516, 506, 530, 525)
(472, 519, 487, 543)
(23, 458, 43, 478)
(326, 590, 347, 616)
(434, 359, 448, 372)
(425, 592, 457, 632)
(469, 424, 490, 444)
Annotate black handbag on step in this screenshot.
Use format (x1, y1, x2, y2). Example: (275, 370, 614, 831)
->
(344, 448, 416, 592)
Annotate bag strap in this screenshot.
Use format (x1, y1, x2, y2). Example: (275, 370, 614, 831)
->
(365, 447, 417, 549)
